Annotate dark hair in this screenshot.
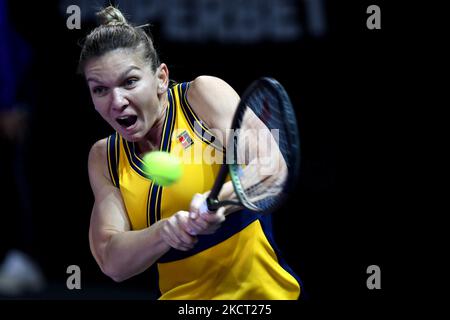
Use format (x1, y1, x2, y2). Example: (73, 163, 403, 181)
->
(78, 6, 160, 74)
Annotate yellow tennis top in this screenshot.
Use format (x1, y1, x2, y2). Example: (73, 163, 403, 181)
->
(106, 82, 301, 299)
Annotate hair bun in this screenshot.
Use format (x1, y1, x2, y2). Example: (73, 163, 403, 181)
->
(96, 6, 128, 26)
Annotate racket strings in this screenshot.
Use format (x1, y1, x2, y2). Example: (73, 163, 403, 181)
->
(235, 84, 293, 211)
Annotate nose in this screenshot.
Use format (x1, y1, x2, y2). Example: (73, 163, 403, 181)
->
(111, 88, 129, 111)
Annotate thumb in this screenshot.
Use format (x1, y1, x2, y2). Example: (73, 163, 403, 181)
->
(189, 193, 205, 219)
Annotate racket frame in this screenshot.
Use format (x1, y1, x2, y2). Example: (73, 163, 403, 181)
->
(206, 78, 300, 213)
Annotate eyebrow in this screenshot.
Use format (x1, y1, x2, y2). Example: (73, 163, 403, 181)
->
(87, 66, 141, 84)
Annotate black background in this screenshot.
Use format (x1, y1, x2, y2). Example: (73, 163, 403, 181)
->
(0, 0, 406, 312)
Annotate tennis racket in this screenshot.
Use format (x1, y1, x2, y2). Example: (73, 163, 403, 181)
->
(203, 77, 300, 214)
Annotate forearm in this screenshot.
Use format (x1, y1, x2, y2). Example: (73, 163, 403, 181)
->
(101, 220, 170, 282)
(215, 153, 284, 214)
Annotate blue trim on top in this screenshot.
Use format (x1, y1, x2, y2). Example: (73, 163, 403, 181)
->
(147, 89, 176, 226)
(258, 215, 303, 290)
(148, 183, 161, 226)
(148, 88, 176, 298)
(158, 210, 261, 263)
(160, 89, 175, 153)
(123, 139, 150, 179)
(146, 184, 152, 227)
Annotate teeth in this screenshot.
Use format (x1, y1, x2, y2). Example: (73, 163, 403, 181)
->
(118, 116, 130, 119)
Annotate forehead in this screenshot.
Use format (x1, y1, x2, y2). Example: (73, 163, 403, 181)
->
(84, 48, 150, 81)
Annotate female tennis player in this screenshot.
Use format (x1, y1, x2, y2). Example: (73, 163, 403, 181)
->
(81, 6, 300, 300)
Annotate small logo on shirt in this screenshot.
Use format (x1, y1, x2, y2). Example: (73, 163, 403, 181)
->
(177, 130, 194, 149)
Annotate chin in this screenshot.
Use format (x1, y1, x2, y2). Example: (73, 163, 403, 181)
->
(114, 122, 145, 142)
(121, 132, 144, 142)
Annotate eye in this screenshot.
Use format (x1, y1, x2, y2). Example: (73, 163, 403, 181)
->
(92, 86, 108, 96)
(124, 77, 138, 88)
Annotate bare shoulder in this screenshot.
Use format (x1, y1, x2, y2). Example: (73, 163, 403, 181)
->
(88, 138, 108, 168)
(188, 76, 240, 108)
(88, 138, 111, 194)
(189, 75, 236, 94)
(187, 76, 240, 130)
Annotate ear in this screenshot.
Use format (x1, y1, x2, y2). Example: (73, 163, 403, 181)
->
(157, 63, 169, 94)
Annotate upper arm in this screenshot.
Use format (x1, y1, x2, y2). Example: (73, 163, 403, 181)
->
(187, 76, 240, 144)
(88, 139, 130, 270)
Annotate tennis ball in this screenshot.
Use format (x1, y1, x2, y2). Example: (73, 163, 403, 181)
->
(142, 151, 183, 187)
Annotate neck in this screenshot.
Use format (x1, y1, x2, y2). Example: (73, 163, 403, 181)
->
(136, 93, 168, 156)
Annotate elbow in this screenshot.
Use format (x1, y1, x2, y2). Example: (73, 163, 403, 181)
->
(91, 234, 131, 283)
(109, 274, 127, 283)
(101, 262, 129, 283)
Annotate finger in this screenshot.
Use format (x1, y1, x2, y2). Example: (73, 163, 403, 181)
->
(190, 207, 224, 235)
(163, 227, 195, 251)
(179, 213, 203, 235)
(171, 223, 195, 246)
(171, 237, 195, 251)
(174, 214, 199, 245)
(186, 216, 209, 234)
(201, 206, 226, 223)
(189, 193, 205, 219)
(178, 229, 197, 246)
(164, 216, 195, 249)
(201, 225, 221, 235)
(175, 214, 199, 243)
(183, 221, 200, 236)
(161, 223, 182, 249)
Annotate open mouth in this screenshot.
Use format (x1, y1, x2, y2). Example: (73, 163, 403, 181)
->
(116, 115, 138, 128)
